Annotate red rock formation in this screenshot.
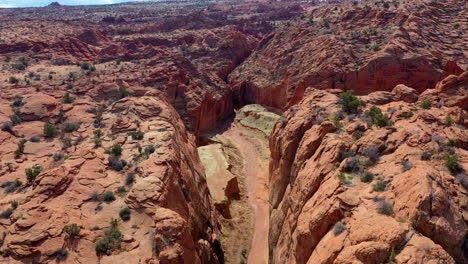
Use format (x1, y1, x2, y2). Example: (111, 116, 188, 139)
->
(268, 88, 467, 263)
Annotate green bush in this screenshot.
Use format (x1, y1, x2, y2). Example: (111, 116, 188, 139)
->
(103, 192, 116, 203)
(360, 171, 374, 183)
(444, 115, 454, 127)
(446, 139, 456, 147)
(367, 106, 392, 127)
(372, 179, 386, 192)
(63, 92, 74, 104)
(44, 123, 58, 138)
(111, 144, 122, 156)
(25, 165, 41, 184)
(420, 99, 432, 109)
(444, 154, 461, 175)
(55, 248, 68, 261)
(118, 86, 128, 99)
(333, 223, 346, 235)
(9, 77, 19, 84)
(130, 131, 144, 140)
(119, 208, 131, 221)
(420, 152, 431, 161)
(61, 122, 80, 133)
(15, 139, 27, 158)
(376, 199, 394, 216)
(64, 223, 80, 238)
(94, 138, 102, 148)
(10, 114, 21, 125)
(338, 90, 361, 114)
(95, 219, 122, 255)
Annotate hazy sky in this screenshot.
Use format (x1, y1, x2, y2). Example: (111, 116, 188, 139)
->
(0, 0, 147, 8)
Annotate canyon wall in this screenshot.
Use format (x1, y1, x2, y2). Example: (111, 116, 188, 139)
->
(268, 73, 468, 264)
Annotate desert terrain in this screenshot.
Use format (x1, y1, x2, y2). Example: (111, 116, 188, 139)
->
(0, 0, 466, 264)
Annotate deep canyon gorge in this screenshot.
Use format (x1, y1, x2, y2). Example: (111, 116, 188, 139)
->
(0, 0, 466, 264)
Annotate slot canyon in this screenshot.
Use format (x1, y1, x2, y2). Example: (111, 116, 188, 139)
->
(0, 0, 466, 264)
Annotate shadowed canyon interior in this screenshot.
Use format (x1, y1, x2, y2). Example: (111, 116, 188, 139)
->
(0, 0, 466, 264)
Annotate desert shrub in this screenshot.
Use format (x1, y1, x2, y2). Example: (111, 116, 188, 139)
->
(0, 208, 13, 219)
(10, 200, 18, 209)
(420, 99, 432, 109)
(373, 179, 387, 192)
(61, 122, 80, 133)
(353, 131, 363, 140)
(111, 144, 122, 156)
(1, 179, 22, 193)
(333, 222, 346, 235)
(362, 145, 379, 162)
(405, 111, 414, 119)
(360, 171, 374, 183)
(444, 154, 461, 175)
(95, 219, 122, 255)
(44, 123, 58, 138)
(376, 199, 394, 216)
(94, 138, 102, 148)
(63, 92, 74, 104)
(103, 192, 116, 203)
(332, 116, 343, 129)
(383, 2, 390, 8)
(144, 145, 155, 155)
(118, 86, 128, 99)
(15, 139, 27, 158)
(401, 160, 413, 172)
(64, 223, 80, 239)
(130, 131, 144, 140)
(126, 173, 135, 185)
(343, 156, 361, 173)
(369, 42, 380, 51)
(180, 46, 190, 57)
(25, 165, 41, 184)
(1, 122, 13, 133)
(116, 186, 126, 193)
(29, 136, 40, 142)
(55, 248, 68, 262)
(93, 129, 103, 137)
(8, 77, 19, 84)
(338, 90, 361, 114)
(119, 208, 131, 221)
(53, 152, 64, 161)
(12, 95, 22, 107)
(446, 139, 456, 147)
(80, 62, 90, 70)
(367, 106, 392, 127)
(444, 115, 454, 127)
(108, 157, 127, 171)
(10, 114, 21, 125)
(388, 247, 396, 262)
(420, 152, 431, 161)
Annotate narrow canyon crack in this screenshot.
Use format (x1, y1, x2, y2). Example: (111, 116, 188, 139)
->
(198, 105, 279, 264)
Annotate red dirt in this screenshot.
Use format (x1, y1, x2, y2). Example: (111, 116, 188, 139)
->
(221, 123, 269, 264)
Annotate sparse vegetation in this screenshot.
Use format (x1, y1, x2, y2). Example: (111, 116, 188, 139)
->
(420, 152, 431, 161)
(15, 139, 27, 158)
(64, 223, 81, 239)
(444, 115, 454, 127)
(95, 219, 122, 255)
(44, 123, 58, 138)
(25, 165, 41, 184)
(103, 191, 116, 203)
(12, 95, 23, 107)
(401, 160, 413, 172)
(61, 122, 80, 133)
(126, 173, 135, 185)
(338, 90, 361, 114)
(360, 171, 374, 183)
(372, 179, 387, 192)
(119, 208, 131, 221)
(333, 222, 346, 235)
(8, 76, 19, 84)
(130, 131, 144, 140)
(55, 248, 68, 262)
(111, 144, 122, 156)
(63, 92, 74, 104)
(376, 198, 394, 216)
(444, 154, 461, 175)
(108, 156, 127, 171)
(118, 86, 128, 99)
(420, 99, 432, 109)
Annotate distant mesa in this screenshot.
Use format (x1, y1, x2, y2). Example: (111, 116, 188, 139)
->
(47, 2, 62, 7)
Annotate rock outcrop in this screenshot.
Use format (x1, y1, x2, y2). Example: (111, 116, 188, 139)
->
(268, 86, 467, 263)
